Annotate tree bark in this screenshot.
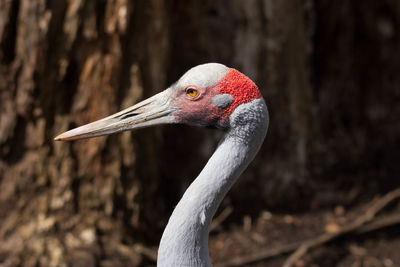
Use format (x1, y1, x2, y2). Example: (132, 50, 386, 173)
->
(0, 0, 399, 266)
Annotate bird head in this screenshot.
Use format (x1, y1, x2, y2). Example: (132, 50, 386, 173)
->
(55, 63, 262, 141)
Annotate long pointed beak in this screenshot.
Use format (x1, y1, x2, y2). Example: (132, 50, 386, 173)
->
(55, 88, 177, 141)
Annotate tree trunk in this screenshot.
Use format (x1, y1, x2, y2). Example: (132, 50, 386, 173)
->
(0, 0, 399, 266)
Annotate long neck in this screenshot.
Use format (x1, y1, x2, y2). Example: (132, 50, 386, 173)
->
(157, 99, 268, 267)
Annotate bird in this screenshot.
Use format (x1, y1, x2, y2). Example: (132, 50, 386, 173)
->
(55, 63, 269, 266)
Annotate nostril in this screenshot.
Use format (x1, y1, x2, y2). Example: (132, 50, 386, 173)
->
(120, 112, 139, 120)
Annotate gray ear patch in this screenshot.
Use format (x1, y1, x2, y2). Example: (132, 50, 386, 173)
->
(212, 93, 234, 108)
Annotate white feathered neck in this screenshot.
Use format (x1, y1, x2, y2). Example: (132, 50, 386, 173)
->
(157, 98, 269, 267)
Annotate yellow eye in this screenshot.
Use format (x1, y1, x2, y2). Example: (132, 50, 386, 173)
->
(186, 87, 198, 98)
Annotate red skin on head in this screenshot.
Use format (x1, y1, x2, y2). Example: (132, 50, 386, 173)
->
(217, 69, 261, 118)
(173, 68, 262, 128)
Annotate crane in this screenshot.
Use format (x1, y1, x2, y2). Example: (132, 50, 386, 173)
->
(55, 63, 269, 266)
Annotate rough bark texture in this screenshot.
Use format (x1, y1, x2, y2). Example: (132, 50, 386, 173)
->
(0, 0, 399, 266)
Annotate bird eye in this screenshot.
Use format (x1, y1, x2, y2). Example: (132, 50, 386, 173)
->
(186, 87, 198, 98)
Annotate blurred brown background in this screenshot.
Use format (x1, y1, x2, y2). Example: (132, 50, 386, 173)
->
(0, 0, 399, 266)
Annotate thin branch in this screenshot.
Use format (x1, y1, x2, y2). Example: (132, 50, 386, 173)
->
(211, 206, 234, 232)
(356, 213, 400, 234)
(134, 244, 158, 263)
(215, 188, 400, 267)
(214, 241, 301, 267)
(283, 188, 400, 267)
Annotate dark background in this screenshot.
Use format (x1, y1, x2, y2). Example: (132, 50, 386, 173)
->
(0, 0, 399, 266)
